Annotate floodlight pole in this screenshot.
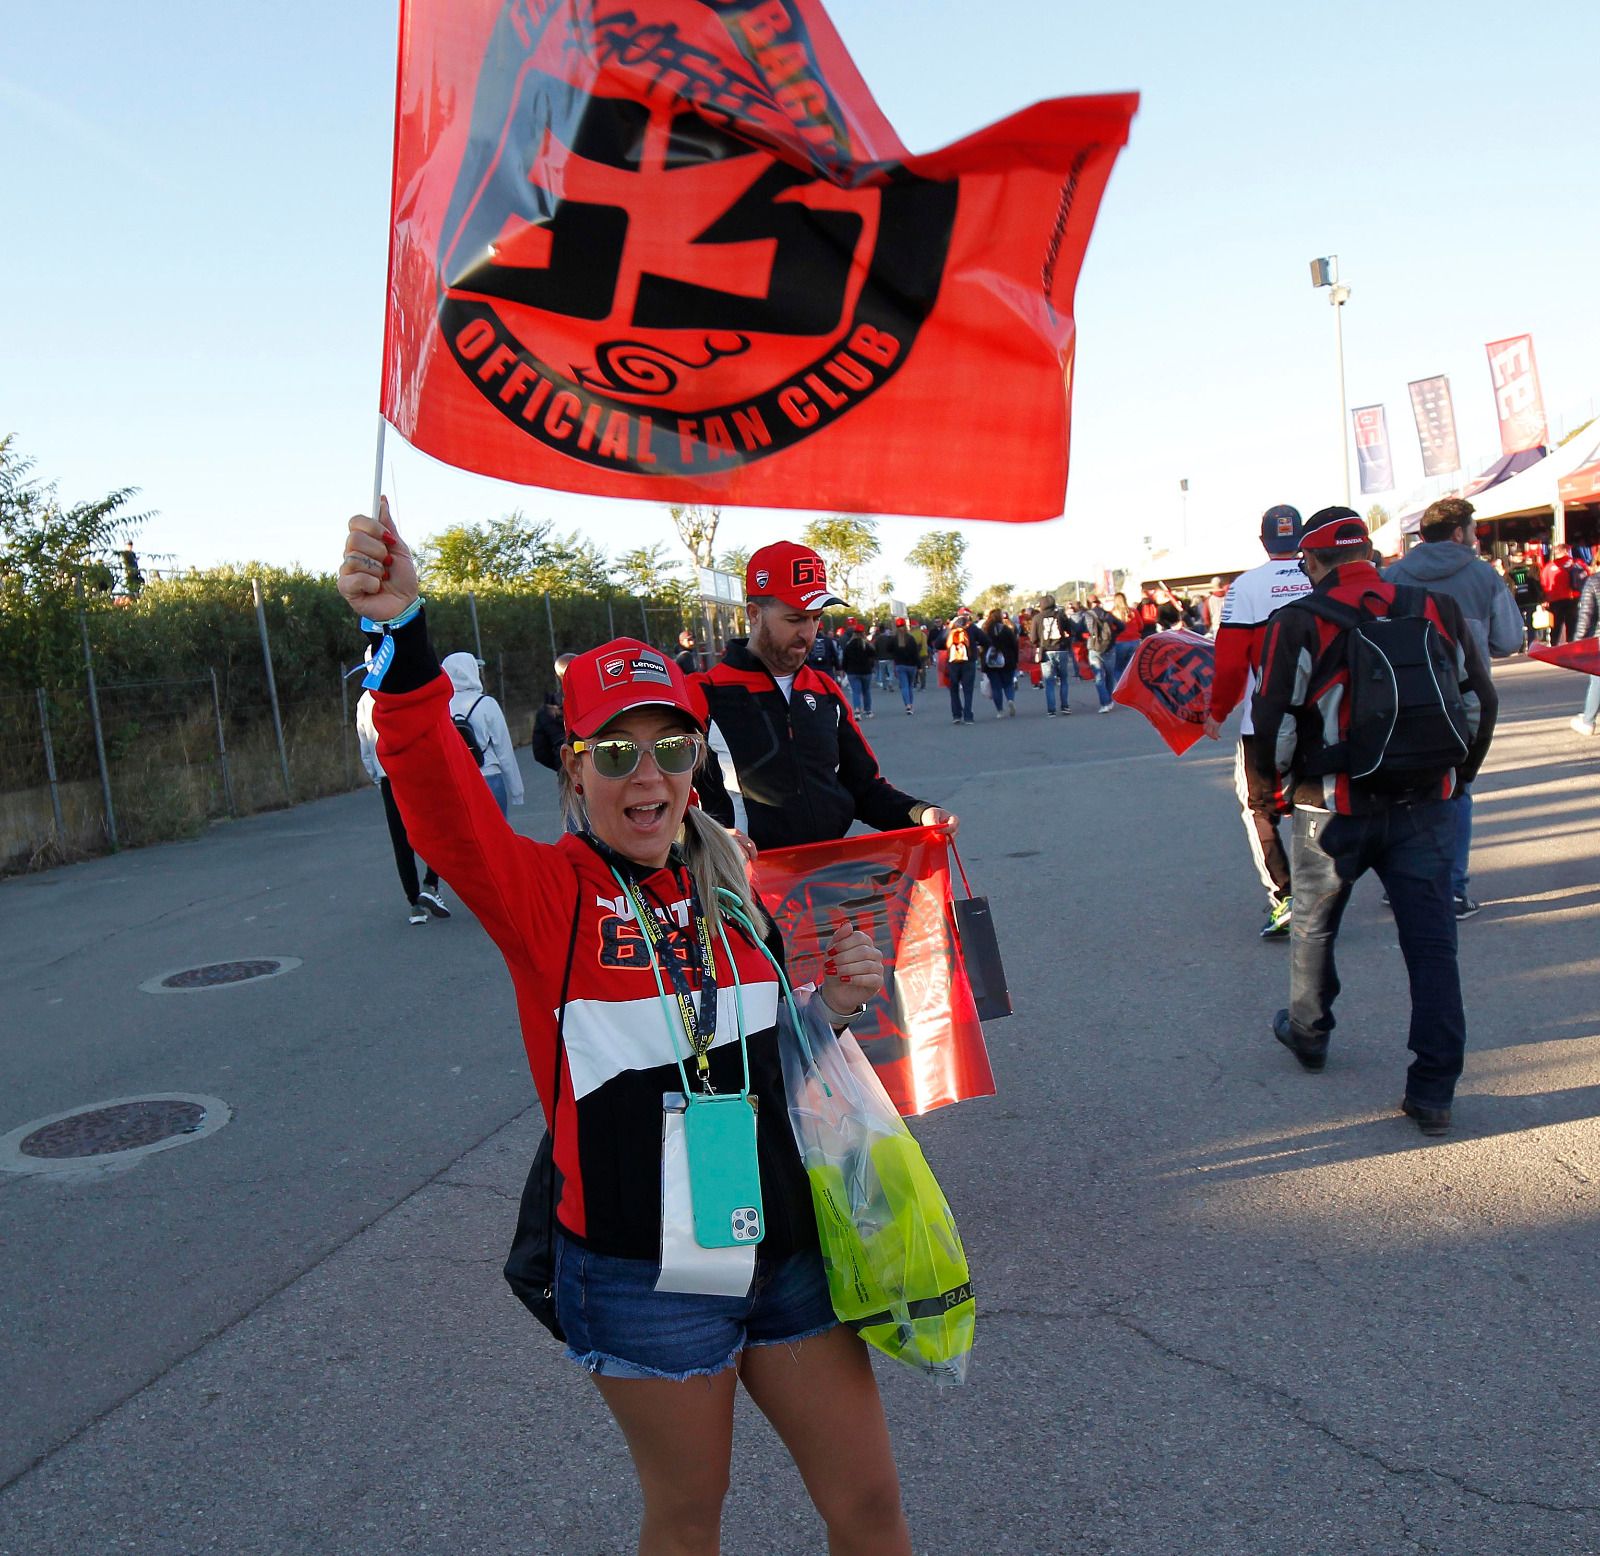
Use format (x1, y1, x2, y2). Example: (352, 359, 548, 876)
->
(1310, 255, 1353, 507)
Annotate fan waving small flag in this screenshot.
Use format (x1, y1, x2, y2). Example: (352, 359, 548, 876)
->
(380, 0, 1137, 521)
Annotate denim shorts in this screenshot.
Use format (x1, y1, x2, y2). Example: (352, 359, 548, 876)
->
(554, 1234, 837, 1381)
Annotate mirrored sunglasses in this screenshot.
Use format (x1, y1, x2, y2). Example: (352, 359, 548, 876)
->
(571, 733, 702, 780)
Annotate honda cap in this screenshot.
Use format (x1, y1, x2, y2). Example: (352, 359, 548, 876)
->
(1299, 509, 1370, 552)
(562, 638, 707, 739)
(746, 542, 848, 611)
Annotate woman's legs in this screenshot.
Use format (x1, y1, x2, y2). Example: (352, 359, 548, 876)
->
(986, 670, 1006, 713)
(591, 1370, 739, 1556)
(739, 1327, 912, 1556)
(895, 664, 916, 708)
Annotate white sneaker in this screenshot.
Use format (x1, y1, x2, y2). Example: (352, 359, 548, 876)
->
(1571, 716, 1597, 736)
(1098, 704, 1112, 714)
(408, 905, 429, 925)
(416, 889, 452, 919)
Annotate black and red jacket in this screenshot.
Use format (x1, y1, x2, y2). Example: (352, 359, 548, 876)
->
(371, 613, 815, 1262)
(1251, 562, 1497, 816)
(693, 638, 935, 849)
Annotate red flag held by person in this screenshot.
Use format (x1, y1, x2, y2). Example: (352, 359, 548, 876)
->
(1113, 629, 1215, 754)
(1530, 640, 1600, 677)
(381, 0, 1138, 521)
(753, 828, 996, 1116)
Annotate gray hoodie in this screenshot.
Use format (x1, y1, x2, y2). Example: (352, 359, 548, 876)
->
(1384, 541, 1524, 664)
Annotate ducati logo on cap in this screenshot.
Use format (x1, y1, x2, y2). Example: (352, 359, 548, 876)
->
(602, 656, 626, 679)
(754, 569, 770, 589)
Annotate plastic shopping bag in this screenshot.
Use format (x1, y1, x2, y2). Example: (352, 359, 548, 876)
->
(779, 991, 975, 1384)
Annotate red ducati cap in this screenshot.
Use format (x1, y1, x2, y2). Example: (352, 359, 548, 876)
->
(746, 542, 848, 611)
(562, 638, 707, 740)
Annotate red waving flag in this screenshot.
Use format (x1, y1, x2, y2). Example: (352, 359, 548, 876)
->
(1112, 629, 1216, 754)
(381, 0, 1137, 521)
(752, 828, 996, 1116)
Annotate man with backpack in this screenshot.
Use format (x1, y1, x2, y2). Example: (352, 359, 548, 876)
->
(943, 607, 983, 724)
(443, 652, 525, 817)
(1030, 595, 1071, 716)
(1251, 509, 1497, 1137)
(1384, 496, 1524, 917)
(1082, 597, 1119, 711)
(1540, 543, 1589, 646)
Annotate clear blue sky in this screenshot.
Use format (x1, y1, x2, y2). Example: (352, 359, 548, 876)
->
(4, 0, 1597, 600)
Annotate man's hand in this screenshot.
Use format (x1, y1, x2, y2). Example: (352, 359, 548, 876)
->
(818, 923, 884, 1016)
(1203, 715, 1224, 741)
(922, 807, 960, 838)
(337, 497, 418, 623)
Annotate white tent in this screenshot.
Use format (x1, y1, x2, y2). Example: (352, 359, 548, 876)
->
(1467, 432, 1600, 521)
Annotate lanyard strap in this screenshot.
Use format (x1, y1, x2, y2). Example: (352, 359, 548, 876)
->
(614, 869, 749, 1098)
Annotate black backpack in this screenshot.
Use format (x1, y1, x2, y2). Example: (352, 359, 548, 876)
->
(1296, 586, 1470, 793)
(453, 695, 488, 765)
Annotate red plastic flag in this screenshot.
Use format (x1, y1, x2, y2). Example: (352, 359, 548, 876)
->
(381, 0, 1137, 521)
(1530, 640, 1600, 677)
(753, 827, 996, 1116)
(1112, 629, 1215, 754)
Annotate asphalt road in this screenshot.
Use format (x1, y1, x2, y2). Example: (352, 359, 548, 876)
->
(1, 657, 1597, 1555)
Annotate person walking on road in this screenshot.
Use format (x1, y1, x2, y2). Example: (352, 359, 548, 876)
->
(1540, 544, 1588, 647)
(1569, 567, 1600, 736)
(442, 652, 525, 818)
(356, 672, 450, 926)
(1203, 504, 1313, 940)
(1251, 510, 1497, 1137)
(1030, 596, 1071, 717)
(1505, 549, 1544, 638)
(980, 608, 1019, 717)
(841, 621, 877, 717)
(1384, 495, 1524, 917)
(338, 504, 915, 1556)
(691, 541, 959, 849)
(1083, 597, 1118, 711)
(890, 618, 923, 712)
(943, 607, 982, 725)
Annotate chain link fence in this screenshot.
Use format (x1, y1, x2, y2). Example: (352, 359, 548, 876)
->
(0, 586, 727, 876)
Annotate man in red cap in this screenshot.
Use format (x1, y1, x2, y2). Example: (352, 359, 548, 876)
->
(1250, 508, 1497, 1136)
(694, 541, 959, 849)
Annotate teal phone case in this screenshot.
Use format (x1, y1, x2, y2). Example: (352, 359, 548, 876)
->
(681, 1094, 764, 1249)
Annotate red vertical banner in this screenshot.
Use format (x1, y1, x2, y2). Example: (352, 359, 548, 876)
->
(752, 828, 996, 1116)
(1352, 404, 1393, 493)
(1486, 335, 1548, 456)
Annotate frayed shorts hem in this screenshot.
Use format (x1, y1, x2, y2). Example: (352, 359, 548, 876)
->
(562, 1343, 742, 1382)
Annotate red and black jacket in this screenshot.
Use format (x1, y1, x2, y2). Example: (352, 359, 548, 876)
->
(370, 613, 815, 1262)
(1251, 562, 1497, 816)
(694, 638, 934, 849)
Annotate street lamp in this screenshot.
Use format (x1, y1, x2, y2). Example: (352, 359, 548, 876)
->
(1310, 255, 1353, 506)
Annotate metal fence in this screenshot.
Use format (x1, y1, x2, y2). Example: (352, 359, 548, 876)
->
(0, 589, 741, 876)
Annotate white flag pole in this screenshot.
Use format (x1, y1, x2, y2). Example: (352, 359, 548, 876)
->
(370, 416, 388, 523)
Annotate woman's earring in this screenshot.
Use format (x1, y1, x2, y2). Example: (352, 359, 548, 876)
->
(575, 782, 584, 795)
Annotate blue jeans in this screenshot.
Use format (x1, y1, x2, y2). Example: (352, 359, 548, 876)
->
(1040, 649, 1071, 712)
(1581, 674, 1600, 728)
(985, 668, 1015, 711)
(1087, 651, 1114, 708)
(484, 771, 509, 817)
(1450, 785, 1472, 896)
(876, 659, 893, 689)
(847, 673, 872, 714)
(1287, 800, 1464, 1108)
(947, 660, 976, 720)
(1111, 639, 1137, 687)
(895, 664, 917, 707)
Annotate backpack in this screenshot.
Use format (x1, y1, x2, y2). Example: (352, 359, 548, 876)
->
(1087, 610, 1118, 655)
(1568, 561, 1590, 594)
(984, 645, 1005, 669)
(947, 628, 970, 663)
(1037, 612, 1062, 650)
(1296, 586, 1470, 793)
(453, 695, 488, 765)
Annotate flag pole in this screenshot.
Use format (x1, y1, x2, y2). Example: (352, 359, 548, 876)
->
(370, 416, 388, 522)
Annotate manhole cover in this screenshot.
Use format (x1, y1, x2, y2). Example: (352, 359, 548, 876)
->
(20, 1100, 207, 1158)
(0, 1094, 232, 1175)
(140, 957, 301, 994)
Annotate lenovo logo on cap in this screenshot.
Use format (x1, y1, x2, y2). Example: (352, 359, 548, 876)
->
(598, 650, 672, 689)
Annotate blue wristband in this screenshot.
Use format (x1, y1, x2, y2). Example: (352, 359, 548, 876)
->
(360, 597, 422, 690)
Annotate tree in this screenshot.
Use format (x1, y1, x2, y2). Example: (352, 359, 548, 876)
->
(420, 511, 563, 587)
(799, 515, 879, 605)
(716, 545, 751, 579)
(615, 541, 686, 598)
(667, 504, 721, 570)
(905, 530, 969, 620)
(0, 436, 148, 687)
(970, 582, 1016, 616)
(1365, 504, 1392, 530)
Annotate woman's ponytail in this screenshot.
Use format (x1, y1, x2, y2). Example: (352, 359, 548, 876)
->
(681, 804, 769, 940)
